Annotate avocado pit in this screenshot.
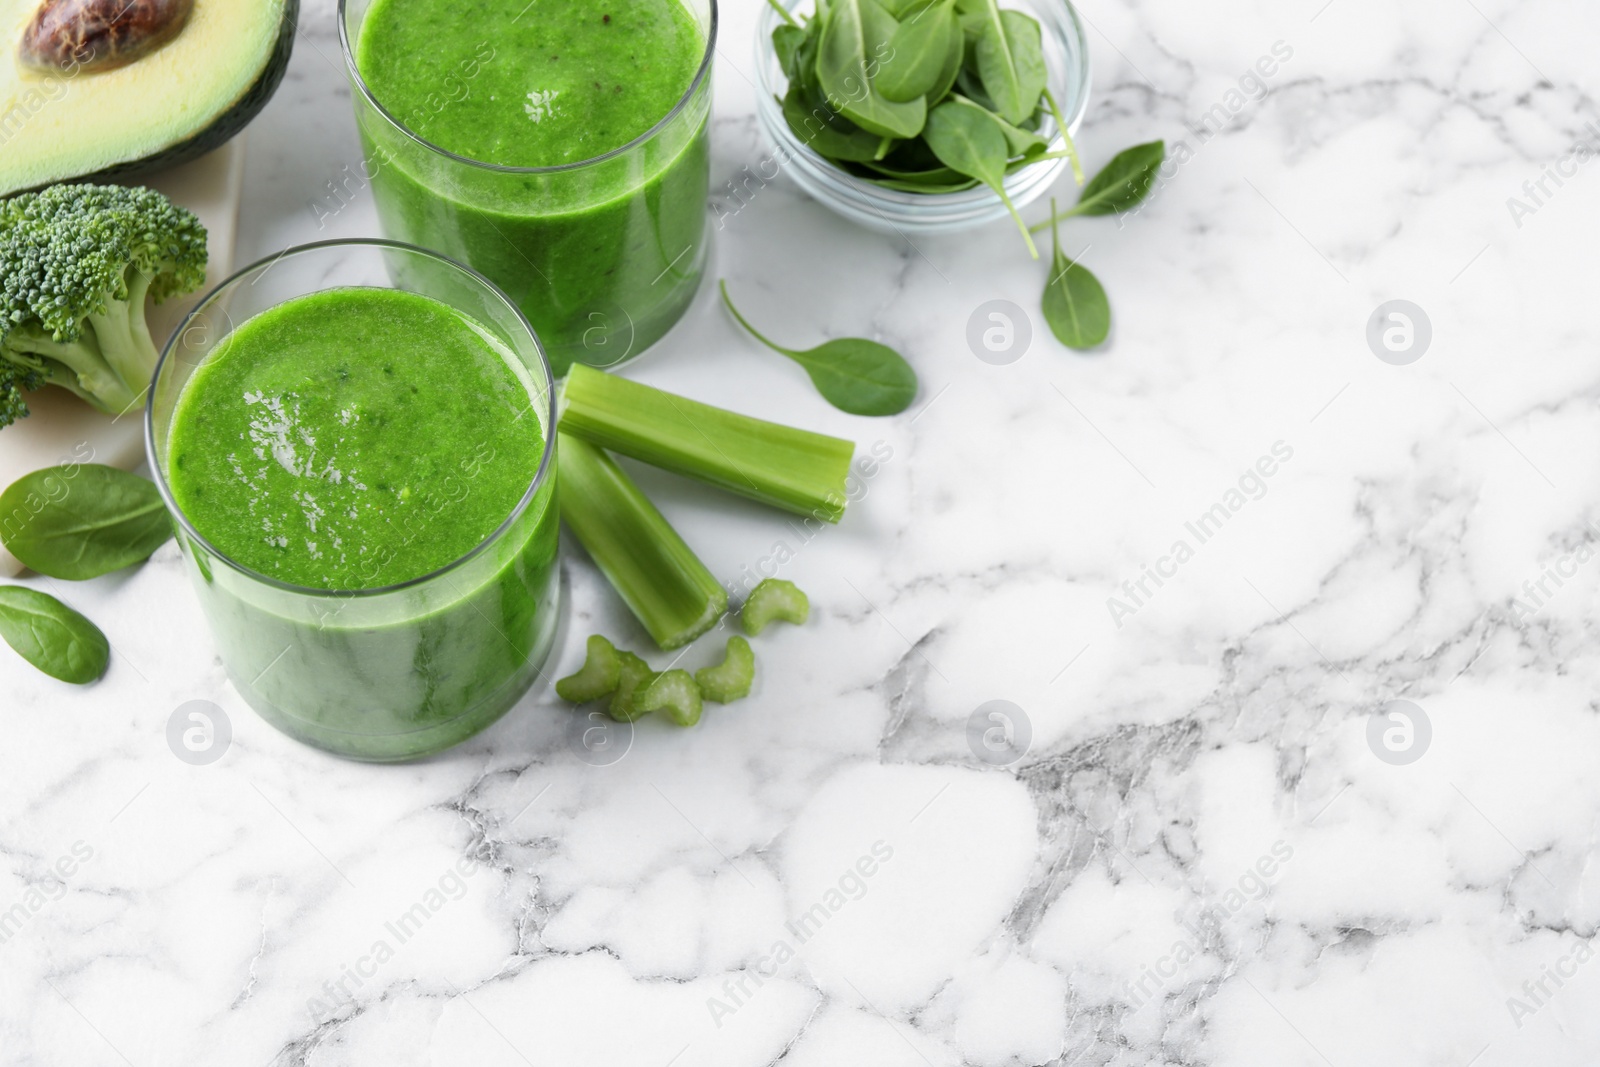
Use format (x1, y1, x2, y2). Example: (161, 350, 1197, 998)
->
(19, 0, 195, 73)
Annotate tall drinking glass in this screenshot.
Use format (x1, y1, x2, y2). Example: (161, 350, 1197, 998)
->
(338, 0, 716, 376)
(146, 240, 560, 762)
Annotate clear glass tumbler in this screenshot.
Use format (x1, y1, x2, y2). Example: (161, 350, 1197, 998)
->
(146, 240, 561, 762)
(338, 0, 717, 376)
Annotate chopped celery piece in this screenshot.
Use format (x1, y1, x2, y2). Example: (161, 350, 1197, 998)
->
(555, 635, 622, 703)
(560, 364, 857, 524)
(742, 579, 810, 635)
(638, 668, 704, 727)
(608, 650, 657, 722)
(696, 636, 755, 703)
(559, 434, 728, 650)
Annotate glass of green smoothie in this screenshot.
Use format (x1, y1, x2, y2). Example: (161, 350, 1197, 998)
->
(338, 0, 716, 376)
(146, 240, 561, 762)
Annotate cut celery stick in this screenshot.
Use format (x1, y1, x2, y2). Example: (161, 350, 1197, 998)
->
(555, 635, 622, 703)
(559, 434, 728, 650)
(742, 578, 810, 635)
(559, 364, 856, 524)
(609, 651, 657, 722)
(638, 669, 704, 727)
(696, 636, 754, 703)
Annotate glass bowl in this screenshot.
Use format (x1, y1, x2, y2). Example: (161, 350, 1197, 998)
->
(753, 0, 1091, 236)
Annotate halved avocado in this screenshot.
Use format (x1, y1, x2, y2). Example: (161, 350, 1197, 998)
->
(0, 0, 296, 195)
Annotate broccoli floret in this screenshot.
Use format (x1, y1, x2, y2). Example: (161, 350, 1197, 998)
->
(0, 183, 207, 428)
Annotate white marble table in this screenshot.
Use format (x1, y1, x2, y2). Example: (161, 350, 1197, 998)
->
(6, 0, 1599, 1063)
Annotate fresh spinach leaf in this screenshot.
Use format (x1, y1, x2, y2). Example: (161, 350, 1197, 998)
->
(1068, 140, 1166, 216)
(970, 3, 1047, 125)
(924, 12, 965, 103)
(922, 97, 1038, 256)
(0, 464, 171, 580)
(816, 0, 927, 139)
(720, 281, 918, 416)
(773, 23, 807, 81)
(860, 159, 969, 183)
(970, 96, 1048, 156)
(783, 83, 886, 162)
(1041, 199, 1110, 349)
(954, 52, 996, 111)
(0, 586, 109, 684)
(876, 0, 959, 103)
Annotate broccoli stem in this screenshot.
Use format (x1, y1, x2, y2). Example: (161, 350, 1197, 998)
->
(85, 277, 160, 414)
(3, 328, 132, 414)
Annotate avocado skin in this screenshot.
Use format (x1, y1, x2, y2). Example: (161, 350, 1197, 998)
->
(64, 0, 299, 186)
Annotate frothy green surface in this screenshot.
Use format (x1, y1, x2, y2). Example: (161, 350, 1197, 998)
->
(357, 0, 704, 167)
(166, 287, 543, 590)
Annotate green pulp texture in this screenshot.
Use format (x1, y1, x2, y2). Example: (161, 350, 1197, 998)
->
(163, 286, 560, 761)
(352, 0, 712, 374)
(357, 0, 703, 168)
(167, 287, 542, 590)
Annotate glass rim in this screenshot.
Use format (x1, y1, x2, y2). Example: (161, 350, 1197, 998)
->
(144, 238, 560, 601)
(753, 0, 1089, 210)
(336, 0, 719, 175)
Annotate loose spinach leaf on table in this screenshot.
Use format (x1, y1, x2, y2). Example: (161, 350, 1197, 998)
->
(0, 464, 171, 580)
(876, 0, 959, 103)
(1040, 199, 1110, 349)
(1027, 139, 1167, 234)
(1068, 140, 1166, 216)
(922, 97, 1038, 256)
(816, 0, 928, 139)
(721, 281, 918, 416)
(0, 586, 109, 684)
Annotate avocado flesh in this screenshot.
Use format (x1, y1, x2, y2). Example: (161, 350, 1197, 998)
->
(0, 0, 292, 195)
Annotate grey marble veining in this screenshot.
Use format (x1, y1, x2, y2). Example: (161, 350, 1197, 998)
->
(3, 0, 1599, 1064)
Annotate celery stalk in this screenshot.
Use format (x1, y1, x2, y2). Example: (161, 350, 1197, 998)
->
(559, 364, 857, 524)
(558, 434, 728, 650)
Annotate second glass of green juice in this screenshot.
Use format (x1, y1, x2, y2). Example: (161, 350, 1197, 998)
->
(147, 241, 560, 762)
(339, 0, 716, 376)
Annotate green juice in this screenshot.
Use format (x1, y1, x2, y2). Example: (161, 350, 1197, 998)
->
(351, 0, 712, 374)
(165, 287, 558, 760)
